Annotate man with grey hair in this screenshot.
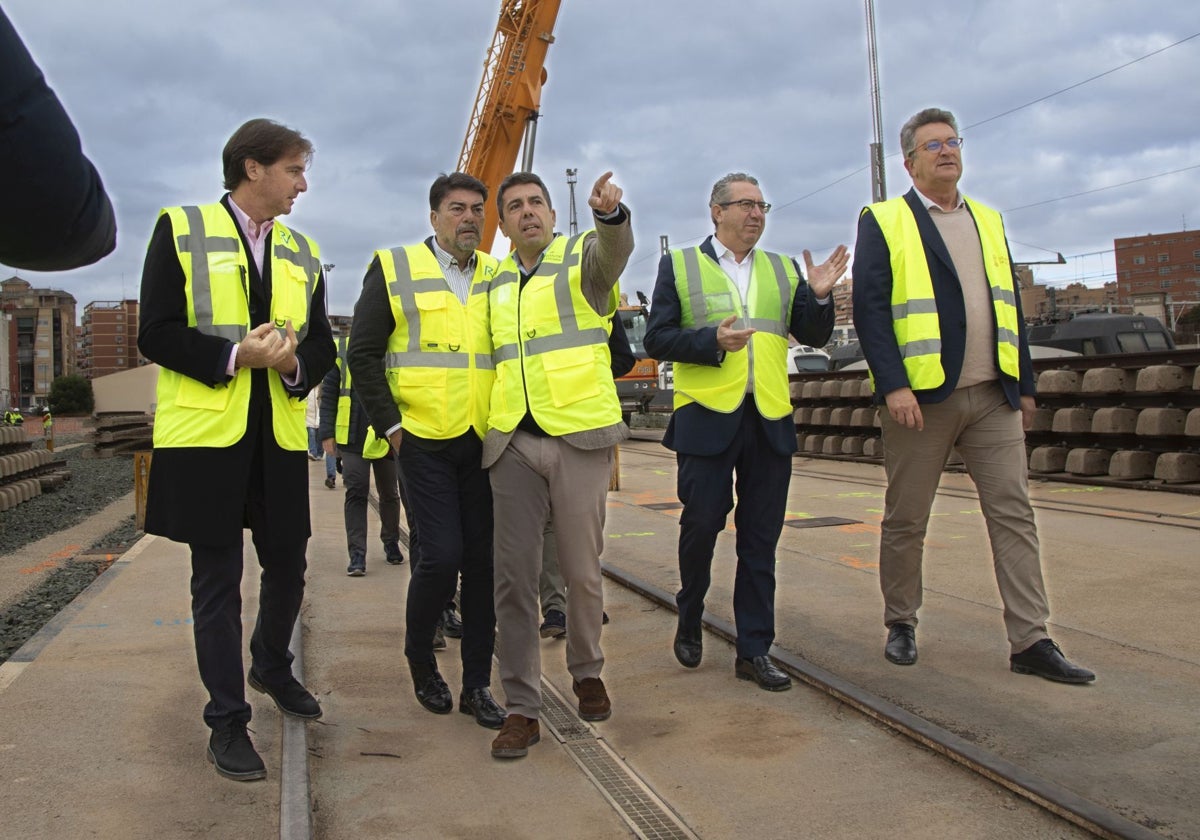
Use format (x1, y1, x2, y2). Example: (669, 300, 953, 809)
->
(852, 107, 1094, 683)
(645, 172, 847, 690)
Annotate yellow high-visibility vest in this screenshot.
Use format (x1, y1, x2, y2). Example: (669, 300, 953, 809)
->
(862, 195, 1021, 391)
(488, 232, 621, 435)
(670, 246, 797, 419)
(152, 203, 320, 450)
(333, 333, 390, 458)
(376, 243, 497, 440)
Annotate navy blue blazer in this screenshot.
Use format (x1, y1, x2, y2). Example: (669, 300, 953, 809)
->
(851, 188, 1036, 409)
(644, 236, 834, 457)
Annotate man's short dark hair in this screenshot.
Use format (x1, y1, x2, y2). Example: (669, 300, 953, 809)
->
(496, 171, 552, 215)
(429, 172, 488, 211)
(222, 118, 313, 191)
(900, 108, 958, 159)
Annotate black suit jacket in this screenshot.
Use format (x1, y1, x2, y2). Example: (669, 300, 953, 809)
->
(851, 188, 1035, 409)
(137, 196, 335, 544)
(644, 236, 834, 457)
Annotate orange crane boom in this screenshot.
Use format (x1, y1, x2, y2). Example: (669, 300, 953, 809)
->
(457, 0, 562, 251)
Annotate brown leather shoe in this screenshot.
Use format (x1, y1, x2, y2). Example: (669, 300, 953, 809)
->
(491, 714, 540, 759)
(572, 677, 612, 721)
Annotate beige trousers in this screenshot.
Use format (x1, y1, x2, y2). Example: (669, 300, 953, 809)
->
(879, 381, 1050, 652)
(490, 431, 611, 719)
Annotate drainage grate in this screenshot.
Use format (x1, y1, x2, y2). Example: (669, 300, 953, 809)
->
(540, 679, 698, 840)
(784, 516, 860, 528)
(641, 502, 684, 511)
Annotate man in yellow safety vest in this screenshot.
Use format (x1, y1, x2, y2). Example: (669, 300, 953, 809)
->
(852, 106, 1093, 684)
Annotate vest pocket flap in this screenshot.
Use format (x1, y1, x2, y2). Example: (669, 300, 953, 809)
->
(413, 293, 449, 345)
(175, 377, 233, 411)
(541, 346, 601, 408)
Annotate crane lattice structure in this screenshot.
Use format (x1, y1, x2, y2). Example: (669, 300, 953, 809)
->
(457, 0, 562, 251)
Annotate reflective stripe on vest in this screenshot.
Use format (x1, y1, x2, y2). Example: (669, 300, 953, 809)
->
(863, 195, 1021, 392)
(333, 334, 389, 458)
(487, 232, 621, 435)
(152, 203, 319, 450)
(670, 246, 797, 418)
(378, 243, 497, 440)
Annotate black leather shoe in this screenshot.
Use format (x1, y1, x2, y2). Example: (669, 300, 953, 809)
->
(1010, 639, 1095, 684)
(207, 719, 266, 781)
(673, 625, 702, 668)
(442, 606, 464, 639)
(247, 668, 322, 719)
(409, 660, 453, 714)
(735, 655, 792, 691)
(884, 624, 917, 666)
(459, 687, 506, 729)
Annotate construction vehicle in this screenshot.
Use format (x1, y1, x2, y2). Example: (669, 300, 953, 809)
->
(615, 303, 659, 424)
(457, 0, 562, 251)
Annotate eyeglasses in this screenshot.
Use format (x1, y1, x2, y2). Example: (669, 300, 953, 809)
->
(717, 199, 772, 214)
(913, 137, 963, 155)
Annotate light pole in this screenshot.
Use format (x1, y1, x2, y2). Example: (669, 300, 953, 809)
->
(565, 169, 579, 236)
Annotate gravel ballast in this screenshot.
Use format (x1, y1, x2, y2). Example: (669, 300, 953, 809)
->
(0, 438, 142, 664)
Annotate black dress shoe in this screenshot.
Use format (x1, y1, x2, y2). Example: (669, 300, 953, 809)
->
(735, 655, 792, 691)
(442, 606, 464, 639)
(409, 660, 453, 714)
(459, 687, 506, 729)
(673, 625, 702, 668)
(247, 668, 323, 719)
(207, 719, 266, 781)
(1010, 639, 1095, 684)
(884, 624, 917, 666)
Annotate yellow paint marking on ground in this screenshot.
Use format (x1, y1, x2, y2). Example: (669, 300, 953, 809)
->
(605, 532, 657, 539)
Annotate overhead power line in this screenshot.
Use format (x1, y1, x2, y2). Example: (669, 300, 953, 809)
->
(1004, 163, 1200, 212)
(964, 32, 1200, 132)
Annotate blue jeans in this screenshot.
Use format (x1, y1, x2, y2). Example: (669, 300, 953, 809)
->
(306, 427, 321, 459)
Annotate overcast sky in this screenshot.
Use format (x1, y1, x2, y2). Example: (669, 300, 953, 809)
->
(4, 1, 1198, 320)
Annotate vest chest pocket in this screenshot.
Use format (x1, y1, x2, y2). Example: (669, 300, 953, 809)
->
(414, 293, 449, 347)
(175, 377, 233, 411)
(541, 346, 601, 408)
(703, 292, 737, 323)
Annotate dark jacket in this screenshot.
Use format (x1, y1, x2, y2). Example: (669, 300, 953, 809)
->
(0, 7, 116, 270)
(644, 236, 834, 456)
(137, 197, 335, 544)
(851, 188, 1035, 409)
(608, 309, 636, 379)
(318, 364, 376, 456)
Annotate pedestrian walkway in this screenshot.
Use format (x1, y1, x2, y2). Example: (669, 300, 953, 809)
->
(1, 443, 1193, 838)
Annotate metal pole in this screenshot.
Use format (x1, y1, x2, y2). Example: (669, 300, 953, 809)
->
(566, 169, 579, 236)
(865, 0, 887, 202)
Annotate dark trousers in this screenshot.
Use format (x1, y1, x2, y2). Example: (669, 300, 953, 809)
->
(399, 432, 495, 688)
(341, 449, 400, 557)
(675, 406, 791, 658)
(189, 532, 307, 728)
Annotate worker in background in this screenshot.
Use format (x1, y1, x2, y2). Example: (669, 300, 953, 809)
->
(42, 407, 53, 451)
(319, 333, 404, 577)
(851, 107, 1094, 684)
(305, 383, 323, 460)
(0, 7, 115, 270)
(137, 118, 336, 782)
(348, 172, 504, 731)
(539, 314, 635, 638)
(485, 170, 632, 760)
(645, 172, 846, 692)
